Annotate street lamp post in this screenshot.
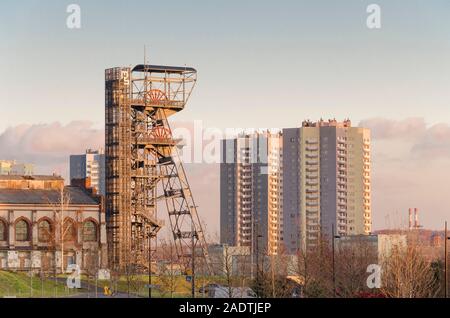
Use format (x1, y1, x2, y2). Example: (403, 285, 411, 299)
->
(445, 221, 448, 298)
(331, 224, 340, 298)
(148, 232, 152, 299)
(191, 222, 196, 299)
(332, 225, 336, 298)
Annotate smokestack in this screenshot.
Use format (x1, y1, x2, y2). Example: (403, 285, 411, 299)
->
(409, 208, 413, 230)
(414, 208, 419, 229)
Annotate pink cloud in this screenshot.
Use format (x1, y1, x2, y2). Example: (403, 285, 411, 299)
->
(359, 117, 426, 140)
(0, 121, 103, 176)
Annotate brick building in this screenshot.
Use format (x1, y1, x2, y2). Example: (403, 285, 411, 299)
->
(0, 175, 107, 272)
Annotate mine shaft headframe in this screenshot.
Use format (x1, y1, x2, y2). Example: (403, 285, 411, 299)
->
(131, 64, 197, 116)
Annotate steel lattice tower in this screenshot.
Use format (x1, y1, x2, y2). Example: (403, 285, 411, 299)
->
(105, 64, 210, 272)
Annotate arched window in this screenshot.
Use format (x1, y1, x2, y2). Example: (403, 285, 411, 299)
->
(83, 221, 97, 242)
(15, 220, 30, 242)
(38, 220, 52, 242)
(0, 220, 6, 241)
(63, 219, 76, 242)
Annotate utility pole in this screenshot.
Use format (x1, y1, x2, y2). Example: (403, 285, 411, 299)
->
(332, 224, 336, 298)
(191, 222, 196, 298)
(60, 185, 64, 274)
(256, 221, 259, 284)
(149, 232, 152, 299)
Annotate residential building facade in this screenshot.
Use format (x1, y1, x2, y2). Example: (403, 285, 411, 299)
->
(283, 119, 371, 252)
(70, 149, 105, 196)
(220, 131, 284, 255)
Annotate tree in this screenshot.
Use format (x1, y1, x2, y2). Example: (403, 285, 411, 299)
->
(381, 243, 440, 298)
(158, 238, 181, 298)
(334, 237, 378, 298)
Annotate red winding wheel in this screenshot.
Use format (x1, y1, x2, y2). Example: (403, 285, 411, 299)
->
(150, 126, 171, 139)
(147, 89, 167, 105)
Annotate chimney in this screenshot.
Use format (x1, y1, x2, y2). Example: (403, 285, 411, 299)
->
(414, 208, 419, 229)
(409, 208, 413, 230)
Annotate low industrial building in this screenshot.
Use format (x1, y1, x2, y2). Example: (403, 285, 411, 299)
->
(208, 244, 251, 276)
(0, 175, 107, 273)
(335, 234, 407, 261)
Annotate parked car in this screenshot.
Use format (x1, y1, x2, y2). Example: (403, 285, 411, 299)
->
(198, 283, 220, 294)
(208, 286, 257, 298)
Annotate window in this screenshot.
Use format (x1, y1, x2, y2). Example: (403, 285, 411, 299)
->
(83, 221, 97, 242)
(15, 220, 29, 242)
(63, 220, 77, 242)
(0, 220, 6, 241)
(38, 220, 52, 242)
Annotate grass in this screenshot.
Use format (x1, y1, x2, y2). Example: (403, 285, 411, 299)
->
(0, 271, 84, 298)
(0, 271, 246, 298)
(84, 274, 231, 298)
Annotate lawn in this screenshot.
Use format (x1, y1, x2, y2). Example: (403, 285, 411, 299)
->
(0, 271, 83, 298)
(0, 270, 244, 298)
(84, 274, 230, 298)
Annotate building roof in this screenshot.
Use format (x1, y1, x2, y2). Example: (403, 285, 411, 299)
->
(132, 64, 196, 74)
(0, 175, 63, 181)
(0, 186, 99, 206)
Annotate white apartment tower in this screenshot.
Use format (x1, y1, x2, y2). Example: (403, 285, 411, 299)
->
(221, 120, 371, 255)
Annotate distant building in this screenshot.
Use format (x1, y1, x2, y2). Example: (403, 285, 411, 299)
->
(285, 119, 371, 252)
(335, 234, 407, 261)
(0, 175, 107, 272)
(70, 149, 105, 196)
(208, 244, 251, 276)
(0, 161, 14, 175)
(220, 131, 283, 256)
(220, 119, 372, 255)
(431, 232, 443, 247)
(0, 160, 34, 176)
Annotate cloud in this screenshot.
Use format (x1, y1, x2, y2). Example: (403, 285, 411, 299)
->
(0, 121, 221, 235)
(359, 117, 426, 140)
(360, 117, 450, 160)
(0, 121, 104, 176)
(411, 123, 450, 159)
(358, 117, 450, 230)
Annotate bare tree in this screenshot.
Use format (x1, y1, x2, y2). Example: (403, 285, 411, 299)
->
(381, 243, 440, 298)
(158, 238, 181, 298)
(294, 238, 334, 298)
(334, 238, 378, 298)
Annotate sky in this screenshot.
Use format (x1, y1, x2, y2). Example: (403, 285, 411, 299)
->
(0, 0, 450, 234)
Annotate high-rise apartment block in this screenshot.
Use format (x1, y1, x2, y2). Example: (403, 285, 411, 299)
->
(70, 149, 105, 196)
(220, 119, 371, 255)
(220, 131, 284, 255)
